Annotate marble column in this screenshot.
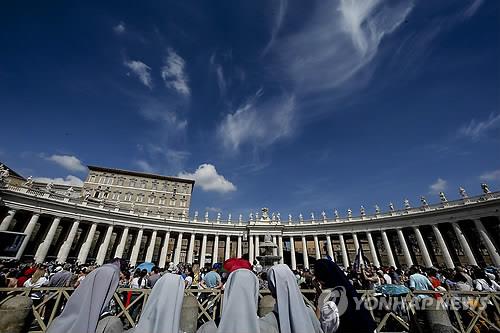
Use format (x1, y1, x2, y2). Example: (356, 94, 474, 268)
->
(57, 220, 80, 264)
(366, 232, 380, 268)
(289, 236, 297, 270)
(158, 231, 171, 268)
(225, 235, 231, 261)
(381, 230, 396, 268)
(301, 236, 309, 269)
(212, 234, 219, 264)
(200, 234, 208, 267)
(272, 236, 278, 256)
(249, 235, 254, 263)
(432, 224, 454, 269)
(78, 223, 97, 264)
(96, 225, 114, 265)
(129, 229, 144, 267)
(187, 233, 196, 264)
(326, 235, 334, 261)
(16, 213, 40, 260)
(0, 209, 16, 231)
(352, 233, 360, 254)
(145, 230, 158, 263)
(237, 236, 242, 258)
(339, 234, 349, 268)
(396, 228, 413, 267)
(114, 227, 129, 259)
(452, 222, 477, 266)
(255, 235, 260, 258)
(278, 236, 284, 264)
(35, 216, 61, 263)
(413, 226, 433, 268)
(474, 219, 500, 267)
(313, 235, 321, 260)
(173, 232, 183, 265)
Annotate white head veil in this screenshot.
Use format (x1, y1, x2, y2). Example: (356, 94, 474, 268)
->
(132, 273, 184, 333)
(47, 263, 120, 333)
(217, 269, 260, 333)
(267, 264, 320, 333)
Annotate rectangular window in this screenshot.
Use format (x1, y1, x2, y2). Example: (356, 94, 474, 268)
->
(152, 182, 158, 190)
(107, 177, 113, 185)
(179, 200, 186, 208)
(169, 199, 176, 206)
(148, 196, 155, 204)
(90, 175, 96, 182)
(99, 176, 106, 184)
(129, 180, 136, 187)
(141, 182, 147, 189)
(159, 198, 166, 205)
(125, 193, 132, 201)
(103, 192, 109, 199)
(136, 195, 144, 203)
(112, 192, 118, 200)
(117, 178, 124, 186)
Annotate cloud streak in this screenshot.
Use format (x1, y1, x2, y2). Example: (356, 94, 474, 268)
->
(459, 113, 500, 141)
(217, 93, 295, 151)
(161, 48, 190, 96)
(429, 178, 447, 194)
(480, 169, 500, 182)
(34, 175, 84, 186)
(124, 60, 153, 88)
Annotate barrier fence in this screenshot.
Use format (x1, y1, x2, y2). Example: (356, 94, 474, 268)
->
(0, 287, 499, 333)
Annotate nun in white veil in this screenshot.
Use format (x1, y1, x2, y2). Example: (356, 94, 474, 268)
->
(197, 268, 278, 333)
(128, 273, 185, 333)
(47, 263, 120, 333)
(261, 264, 323, 333)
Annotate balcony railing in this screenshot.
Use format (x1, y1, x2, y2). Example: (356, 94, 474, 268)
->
(0, 287, 499, 333)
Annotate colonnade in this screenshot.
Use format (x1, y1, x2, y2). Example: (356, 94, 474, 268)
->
(1, 207, 500, 270)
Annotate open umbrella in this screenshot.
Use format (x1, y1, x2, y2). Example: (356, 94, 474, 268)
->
(136, 262, 155, 272)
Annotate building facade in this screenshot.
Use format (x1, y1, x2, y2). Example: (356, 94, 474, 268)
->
(0, 163, 499, 270)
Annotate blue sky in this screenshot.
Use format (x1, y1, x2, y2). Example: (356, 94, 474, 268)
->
(1, 0, 499, 218)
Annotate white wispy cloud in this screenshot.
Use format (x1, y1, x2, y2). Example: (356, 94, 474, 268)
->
(273, 0, 413, 94)
(463, 0, 483, 18)
(34, 175, 84, 187)
(161, 48, 190, 96)
(217, 93, 295, 151)
(139, 103, 188, 131)
(459, 113, 500, 141)
(124, 60, 153, 89)
(46, 154, 86, 172)
(262, 0, 288, 55)
(179, 164, 236, 193)
(113, 22, 126, 34)
(429, 178, 447, 194)
(135, 160, 155, 173)
(480, 169, 500, 182)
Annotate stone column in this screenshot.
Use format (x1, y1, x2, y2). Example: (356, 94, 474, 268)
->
(212, 234, 219, 264)
(129, 229, 144, 267)
(396, 228, 413, 267)
(187, 233, 196, 264)
(255, 235, 260, 258)
(145, 230, 158, 263)
(474, 219, 500, 267)
(432, 224, 454, 269)
(16, 213, 40, 260)
(413, 226, 433, 268)
(0, 209, 16, 231)
(225, 235, 231, 261)
(57, 220, 80, 263)
(352, 233, 360, 253)
(77, 223, 97, 264)
(272, 236, 278, 256)
(289, 236, 297, 270)
(114, 227, 129, 259)
(381, 230, 396, 268)
(200, 234, 208, 267)
(237, 236, 242, 258)
(34, 216, 61, 263)
(452, 222, 477, 266)
(158, 231, 171, 268)
(365, 232, 380, 268)
(301, 236, 309, 269)
(278, 236, 284, 264)
(249, 235, 254, 263)
(96, 225, 114, 265)
(313, 235, 321, 260)
(173, 232, 183, 265)
(339, 234, 349, 268)
(326, 235, 334, 261)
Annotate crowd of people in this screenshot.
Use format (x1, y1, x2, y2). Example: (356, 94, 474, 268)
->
(0, 257, 499, 333)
